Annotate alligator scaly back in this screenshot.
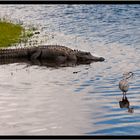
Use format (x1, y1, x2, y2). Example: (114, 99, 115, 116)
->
(0, 47, 30, 59)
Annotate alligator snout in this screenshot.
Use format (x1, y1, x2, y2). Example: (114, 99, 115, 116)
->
(90, 55, 105, 62)
(99, 57, 105, 61)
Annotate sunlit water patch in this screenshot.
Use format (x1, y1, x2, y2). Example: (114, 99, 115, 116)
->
(0, 4, 140, 135)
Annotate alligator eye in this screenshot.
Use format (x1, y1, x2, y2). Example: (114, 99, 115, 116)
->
(85, 52, 90, 55)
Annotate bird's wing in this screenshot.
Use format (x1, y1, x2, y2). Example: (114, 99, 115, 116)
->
(119, 80, 129, 91)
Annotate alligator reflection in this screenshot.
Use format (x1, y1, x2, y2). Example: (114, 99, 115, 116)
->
(0, 58, 92, 67)
(119, 95, 134, 113)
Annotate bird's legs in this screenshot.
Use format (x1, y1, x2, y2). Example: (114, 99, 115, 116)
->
(123, 92, 125, 99)
(124, 92, 125, 96)
(123, 92, 127, 95)
(122, 92, 127, 98)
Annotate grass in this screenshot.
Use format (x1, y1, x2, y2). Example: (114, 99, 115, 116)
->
(0, 21, 24, 48)
(0, 20, 38, 48)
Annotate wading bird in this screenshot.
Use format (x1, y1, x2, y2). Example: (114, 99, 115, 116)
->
(119, 72, 134, 95)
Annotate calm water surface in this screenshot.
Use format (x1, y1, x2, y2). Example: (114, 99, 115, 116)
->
(0, 4, 140, 135)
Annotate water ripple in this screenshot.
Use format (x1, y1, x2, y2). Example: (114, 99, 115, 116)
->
(0, 4, 139, 135)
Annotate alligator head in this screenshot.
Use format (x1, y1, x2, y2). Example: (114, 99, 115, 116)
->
(75, 50, 105, 62)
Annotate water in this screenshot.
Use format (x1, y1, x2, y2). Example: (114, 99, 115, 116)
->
(0, 4, 140, 135)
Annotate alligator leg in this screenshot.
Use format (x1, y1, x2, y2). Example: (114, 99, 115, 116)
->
(56, 55, 67, 63)
(30, 49, 42, 60)
(29, 49, 42, 65)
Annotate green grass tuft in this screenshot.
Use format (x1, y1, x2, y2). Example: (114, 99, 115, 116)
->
(0, 21, 24, 48)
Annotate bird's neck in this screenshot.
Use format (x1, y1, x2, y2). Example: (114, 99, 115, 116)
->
(123, 73, 133, 80)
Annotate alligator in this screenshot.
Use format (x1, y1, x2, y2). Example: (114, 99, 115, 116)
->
(0, 45, 105, 67)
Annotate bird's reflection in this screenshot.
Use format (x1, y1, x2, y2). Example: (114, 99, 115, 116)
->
(119, 95, 134, 113)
